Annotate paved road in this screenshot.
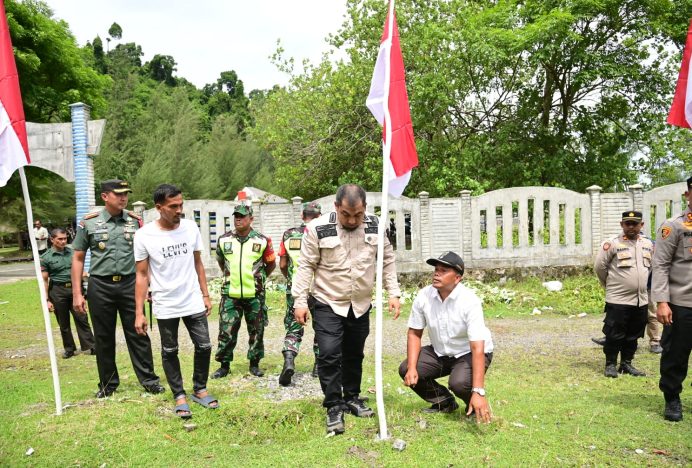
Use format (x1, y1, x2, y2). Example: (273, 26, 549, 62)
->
(0, 262, 35, 282)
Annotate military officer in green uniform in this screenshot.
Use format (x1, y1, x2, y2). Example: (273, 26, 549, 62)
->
(212, 204, 276, 379)
(41, 227, 95, 359)
(278, 201, 321, 386)
(71, 179, 164, 398)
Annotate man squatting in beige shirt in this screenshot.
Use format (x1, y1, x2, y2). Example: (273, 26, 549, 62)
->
(292, 184, 401, 435)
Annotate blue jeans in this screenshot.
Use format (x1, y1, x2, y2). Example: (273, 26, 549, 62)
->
(157, 311, 212, 399)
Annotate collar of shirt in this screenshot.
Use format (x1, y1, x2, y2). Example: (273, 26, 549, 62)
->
(100, 209, 126, 223)
(432, 282, 463, 304)
(49, 247, 71, 256)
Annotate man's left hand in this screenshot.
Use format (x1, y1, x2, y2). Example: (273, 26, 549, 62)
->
(468, 393, 491, 423)
(388, 297, 400, 320)
(203, 297, 212, 317)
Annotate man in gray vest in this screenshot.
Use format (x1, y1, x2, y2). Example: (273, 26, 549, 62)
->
(651, 175, 692, 422)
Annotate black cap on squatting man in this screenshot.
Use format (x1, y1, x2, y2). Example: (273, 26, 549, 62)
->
(426, 251, 465, 276)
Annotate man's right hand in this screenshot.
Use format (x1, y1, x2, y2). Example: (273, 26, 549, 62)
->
(47, 300, 54, 312)
(73, 293, 87, 314)
(403, 368, 418, 387)
(134, 314, 148, 336)
(294, 307, 310, 326)
(657, 302, 673, 325)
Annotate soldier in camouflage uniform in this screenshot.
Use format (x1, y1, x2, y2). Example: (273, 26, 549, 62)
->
(212, 204, 276, 378)
(278, 201, 321, 386)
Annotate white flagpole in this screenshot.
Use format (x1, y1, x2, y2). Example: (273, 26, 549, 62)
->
(18, 167, 63, 415)
(374, 0, 396, 441)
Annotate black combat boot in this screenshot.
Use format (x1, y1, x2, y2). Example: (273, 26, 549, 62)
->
(211, 363, 230, 379)
(618, 360, 646, 377)
(311, 359, 319, 378)
(664, 395, 683, 422)
(326, 405, 345, 434)
(604, 359, 618, 378)
(249, 359, 264, 377)
(279, 351, 296, 386)
(345, 396, 375, 417)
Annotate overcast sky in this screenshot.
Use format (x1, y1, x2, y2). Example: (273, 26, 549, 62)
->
(44, 0, 349, 91)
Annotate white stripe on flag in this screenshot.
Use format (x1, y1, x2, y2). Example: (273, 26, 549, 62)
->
(0, 99, 28, 186)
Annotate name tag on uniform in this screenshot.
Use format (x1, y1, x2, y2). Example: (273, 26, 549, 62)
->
(223, 242, 232, 253)
(288, 238, 301, 250)
(252, 243, 261, 252)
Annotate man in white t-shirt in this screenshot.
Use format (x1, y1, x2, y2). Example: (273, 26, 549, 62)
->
(33, 220, 49, 255)
(399, 251, 494, 423)
(134, 184, 218, 419)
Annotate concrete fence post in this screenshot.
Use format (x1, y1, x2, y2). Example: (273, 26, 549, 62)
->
(291, 196, 303, 226)
(418, 191, 430, 259)
(586, 185, 602, 257)
(460, 190, 473, 262)
(629, 184, 644, 212)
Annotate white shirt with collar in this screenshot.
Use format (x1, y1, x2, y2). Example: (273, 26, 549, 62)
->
(408, 282, 494, 358)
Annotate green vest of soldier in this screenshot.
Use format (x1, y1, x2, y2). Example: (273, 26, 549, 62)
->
(278, 201, 322, 386)
(212, 204, 276, 379)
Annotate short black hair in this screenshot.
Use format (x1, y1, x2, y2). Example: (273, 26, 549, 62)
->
(50, 228, 67, 237)
(335, 184, 366, 207)
(153, 184, 182, 205)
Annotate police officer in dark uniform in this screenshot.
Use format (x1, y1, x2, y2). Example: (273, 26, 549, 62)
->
(651, 175, 692, 421)
(41, 227, 95, 358)
(71, 179, 164, 398)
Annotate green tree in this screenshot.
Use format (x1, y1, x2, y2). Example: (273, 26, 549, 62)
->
(145, 54, 177, 86)
(253, 0, 690, 199)
(108, 22, 122, 40)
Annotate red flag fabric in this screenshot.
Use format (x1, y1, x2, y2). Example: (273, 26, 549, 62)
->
(366, 2, 418, 197)
(0, 1, 30, 187)
(667, 19, 692, 129)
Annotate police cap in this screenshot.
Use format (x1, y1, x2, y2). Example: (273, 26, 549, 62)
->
(621, 211, 643, 222)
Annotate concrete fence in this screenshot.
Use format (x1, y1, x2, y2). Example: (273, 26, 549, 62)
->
(139, 182, 689, 276)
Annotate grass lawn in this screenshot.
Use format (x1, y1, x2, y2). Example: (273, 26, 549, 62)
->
(0, 277, 689, 467)
(0, 246, 32, 259)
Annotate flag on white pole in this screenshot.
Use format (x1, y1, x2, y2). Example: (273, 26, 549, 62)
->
(366, 1, 418, 196)
(667, 19, 692, 128)
(0, 1, 63, 415)
(0, 2, 30, 187)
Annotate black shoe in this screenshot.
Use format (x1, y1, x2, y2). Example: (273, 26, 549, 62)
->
(279, 351, 296, 386)
(62, 350, 75, 359)
(423, 400, 459, 414)
(143, 383, 166, 394)
(650, 343, 663, 354)
(326, 406, 345, 434)
(591, 337, 606, 347)
(95, 387, 116, 398)
(345, 397, 375, 418)
(311, 360, 319, 378)
(604, 363, 618, 378)
(86, 348, 96, 356)
(249, 360, 264, 377)
(664, 398, 683, 422)
(211, 364, 230, 379)
(618, 361, 646, 377)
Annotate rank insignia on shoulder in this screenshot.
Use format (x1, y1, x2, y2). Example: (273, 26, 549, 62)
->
(661, 226, 672, 239)
(83, 211, 100, 220)
(602, 242, 610, 251)
(252, 243, 261, 252)
(366, 215, 379, 225)
(288, 238, 302, 250)
(329, 212, 337, 224)
(316, 224, 337, 239)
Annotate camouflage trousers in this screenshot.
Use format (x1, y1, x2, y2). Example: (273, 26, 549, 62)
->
(283, 293, 319, 356)
(215, 294, 268, 364)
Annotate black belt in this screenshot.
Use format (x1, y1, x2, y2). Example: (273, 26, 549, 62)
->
(91, 274, 134, 283)
(53, 282, 72, 288)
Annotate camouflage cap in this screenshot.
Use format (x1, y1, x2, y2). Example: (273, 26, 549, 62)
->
(101, 179, 132, 193)
(302, 201, 322, 214)
(233, 204, 253, 216)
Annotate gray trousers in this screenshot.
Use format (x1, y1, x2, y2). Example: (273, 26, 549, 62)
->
(399, 345, 492, 407)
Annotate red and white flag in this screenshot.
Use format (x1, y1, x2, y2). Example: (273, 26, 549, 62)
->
(366, 1, 418, 197)
(667, 19, 692, 129)
(0, 1, 30, 187)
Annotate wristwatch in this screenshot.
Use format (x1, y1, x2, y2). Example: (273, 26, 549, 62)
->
(472, 387, 486, 397)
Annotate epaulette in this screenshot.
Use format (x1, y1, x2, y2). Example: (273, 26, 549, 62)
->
(125, 210, 142, 221)
(329, 212, 336, 224)
(83, 211, 100, 220)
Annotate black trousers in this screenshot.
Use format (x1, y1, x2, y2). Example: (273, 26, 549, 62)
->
(659, 304, 692, 398)
(87, 275, 159, 391)
(312, 301, 370, 409)
(602, 302, 647, 362)
(157, 311, 212, 400)
(398, 345, 493, 407)
(49, 283, 95, 352)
